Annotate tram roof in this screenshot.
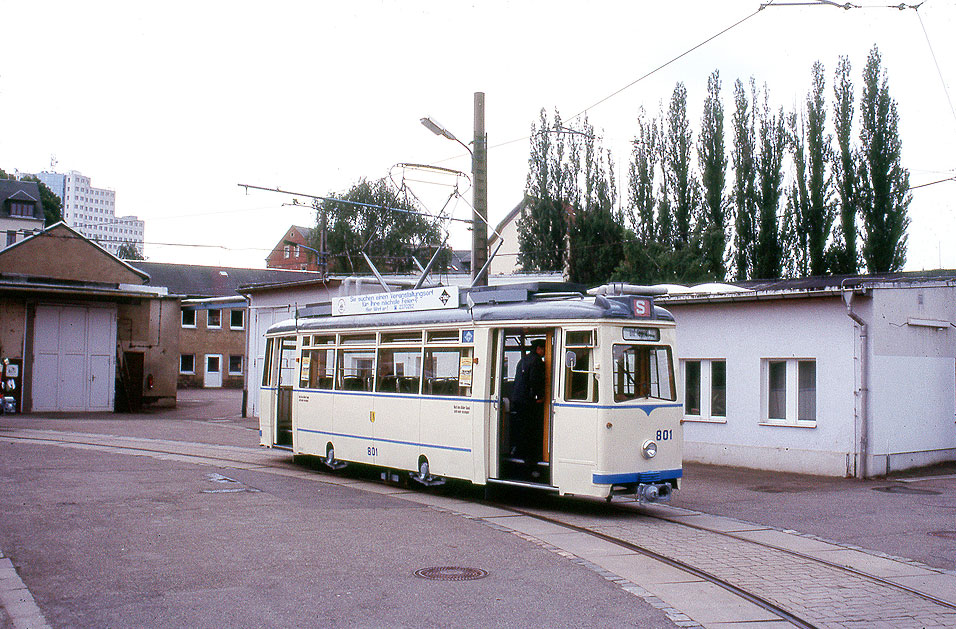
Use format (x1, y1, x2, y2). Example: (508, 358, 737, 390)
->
(266, 285, 674, 336)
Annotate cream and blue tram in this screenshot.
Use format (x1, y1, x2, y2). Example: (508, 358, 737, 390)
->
(259, 283, 682, 502)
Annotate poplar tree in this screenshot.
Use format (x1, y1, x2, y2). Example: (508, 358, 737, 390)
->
(698, 70, 728, 280)
(753, 87, 787, 279)
(732, 79, 758, 280)
(663, 83, 700, 249)
(789, 61, 834, 277)
(858, 46, 910, 273)
(830, 56, 859, 274)
(627, 108, 659, 245)
(518, 109, 568, 272)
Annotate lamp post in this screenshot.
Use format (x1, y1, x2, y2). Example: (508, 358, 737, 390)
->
(421, 92, 488, 286)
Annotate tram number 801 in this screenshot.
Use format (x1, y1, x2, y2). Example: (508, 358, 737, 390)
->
(367, 446, 378, 456)
(656, 430, 673, 441)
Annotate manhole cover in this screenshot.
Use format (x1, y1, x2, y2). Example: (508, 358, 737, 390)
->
(872, 485, 942, 495)
(928, 530, 956, 539)
(414, 566, 488, 581)
(749, 486, 810, 493)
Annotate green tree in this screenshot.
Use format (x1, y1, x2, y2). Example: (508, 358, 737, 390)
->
(753, 88, 787, 280)
(312, 178, 442, 275)
(518, 109, 569, 272)
(21, 176, 63, 226)
(858, 46, 910, 273)
(830, 56, 859, 274)
(117, 242, 145, 260)
(788, 61, 834, 277)
(698, 70, 728, 280)
(663, 83, 700, 249)
(732, 79, 758, 280)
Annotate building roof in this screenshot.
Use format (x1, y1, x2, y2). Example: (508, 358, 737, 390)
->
(0, 179, 45, 220)
(130, 261, 323, 298)
(657, 270, 956, 305)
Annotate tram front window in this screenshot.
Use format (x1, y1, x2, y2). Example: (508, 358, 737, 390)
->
(613, 344, 675, 402)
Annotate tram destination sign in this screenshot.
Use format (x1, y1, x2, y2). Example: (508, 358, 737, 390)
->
(333, 286, 460, 317)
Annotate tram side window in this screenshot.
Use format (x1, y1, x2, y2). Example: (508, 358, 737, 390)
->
(376, 348, 423, 393)
(337, 349, 375, 392)
(613, 344, 676, 402)
(300, 348, 335, 389)
(423, 347, 473, 397)
(564, 330, 597, 402)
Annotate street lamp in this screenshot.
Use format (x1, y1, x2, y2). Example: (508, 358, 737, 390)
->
(421, 92, 488, 287)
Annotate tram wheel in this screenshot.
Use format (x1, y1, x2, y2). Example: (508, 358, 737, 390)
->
(410, 456, 445, 487)
(322, 443, 347, 471)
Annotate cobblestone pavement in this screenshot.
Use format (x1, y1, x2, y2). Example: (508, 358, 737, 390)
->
(544, 507, 956, 629)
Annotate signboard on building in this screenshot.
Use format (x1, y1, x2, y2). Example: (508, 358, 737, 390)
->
(332, 286, 460, 317)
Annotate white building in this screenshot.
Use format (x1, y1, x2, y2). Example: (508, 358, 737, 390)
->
(35, 170, 145, 257)
(660, 273, 956, 478)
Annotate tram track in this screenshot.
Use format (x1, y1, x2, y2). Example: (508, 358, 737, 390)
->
(3, 427, 955, 629)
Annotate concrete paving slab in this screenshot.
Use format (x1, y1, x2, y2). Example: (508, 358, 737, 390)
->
(529, 530, 638, 560)
(444, 501, 515, 519)
(731, 528, 843, 553)
(487, 514, 572, 538)
(641, 580, 780, 624)
(890, 574, 956, 602)
(657, 512, 772, 534)
(804, 548, 941, 578)
(593, 551, 704, 585)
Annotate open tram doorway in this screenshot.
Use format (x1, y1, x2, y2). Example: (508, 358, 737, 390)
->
(495, 328, 554, 483)
(273, 336, 297, 448)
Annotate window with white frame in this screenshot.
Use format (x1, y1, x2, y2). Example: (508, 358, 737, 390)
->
(762, 358, 816, 425)
(228, 355, 243, 375)
(683, 359, 726, 421)
(180, 354, 195, 374)
(207, 309, 221, 329)
(230, 309, 244, 330)
(181, 309, 196, 328)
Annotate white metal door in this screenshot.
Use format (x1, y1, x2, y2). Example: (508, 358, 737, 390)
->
(204, 354, 223, 388)
(32, 305, 116, 412)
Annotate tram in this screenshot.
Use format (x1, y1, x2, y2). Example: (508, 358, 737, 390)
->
(259, 282, 682, 502)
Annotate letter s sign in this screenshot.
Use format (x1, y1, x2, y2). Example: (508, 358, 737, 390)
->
(632, 297, 652, 318)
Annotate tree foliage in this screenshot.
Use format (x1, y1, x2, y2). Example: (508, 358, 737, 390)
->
(857, 46, 910, 273)
(117, 242, 145, 260)
(520, 48, 911, 288)
(312, 178, 442, 275)
(698, 70, 728, 281)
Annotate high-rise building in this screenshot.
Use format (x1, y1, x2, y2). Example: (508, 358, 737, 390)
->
(35, 170, 145, 257)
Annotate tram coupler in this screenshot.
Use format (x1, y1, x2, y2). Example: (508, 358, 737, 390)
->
(608, 482, 673, 503)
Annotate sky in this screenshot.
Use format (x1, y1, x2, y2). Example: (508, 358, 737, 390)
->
(1, 0, 954, 273)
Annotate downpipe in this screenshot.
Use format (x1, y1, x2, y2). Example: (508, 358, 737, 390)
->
(843, 283, 869, 479)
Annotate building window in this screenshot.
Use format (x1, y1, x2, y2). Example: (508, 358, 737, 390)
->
(763, 359, 816, 425)
(683, 359, 726, 421)
(180, 354, 195, 374)
(283, 245, 291, 258)
(181, 309, 196, 328)
(207, 309, 221, 329)
(230, 309, 244, 330)
(9, 202, 34, 217)
(228, 355, 243, 375)
(6, 231, 15, 246)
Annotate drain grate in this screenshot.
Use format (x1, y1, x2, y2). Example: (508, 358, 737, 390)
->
(414, 566, 488, 581)
(872, 485, 942, 495)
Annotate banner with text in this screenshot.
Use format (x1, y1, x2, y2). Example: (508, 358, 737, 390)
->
(332, 286, 460, 316)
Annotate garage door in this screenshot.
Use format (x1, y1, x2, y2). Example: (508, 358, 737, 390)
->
(33, 305, 117, 412)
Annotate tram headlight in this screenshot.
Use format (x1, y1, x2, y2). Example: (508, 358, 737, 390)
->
(641, 440, 657, 459)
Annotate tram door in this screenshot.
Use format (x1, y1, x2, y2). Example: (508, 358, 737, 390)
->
(495, 328, 554, 483)
(274, 336, 297, 448)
